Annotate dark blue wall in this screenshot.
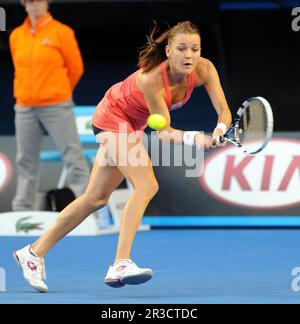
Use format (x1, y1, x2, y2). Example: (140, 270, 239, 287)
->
(1, 1, 299, 135)
(0, 1, 219, 135)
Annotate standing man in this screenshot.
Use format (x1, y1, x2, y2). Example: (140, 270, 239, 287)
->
(10, 0, 89, 211)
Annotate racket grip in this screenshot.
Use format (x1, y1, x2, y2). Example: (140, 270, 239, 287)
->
(212, 136, 225, 146)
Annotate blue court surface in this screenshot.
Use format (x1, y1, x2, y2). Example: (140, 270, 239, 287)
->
(1, 229, 300, 304)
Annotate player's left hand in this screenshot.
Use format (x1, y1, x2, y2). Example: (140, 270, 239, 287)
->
(212, 128, 227, 148)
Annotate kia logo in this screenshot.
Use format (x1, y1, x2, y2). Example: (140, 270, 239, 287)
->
(0, 152, 13, 193)
(199, 138, 300, 210)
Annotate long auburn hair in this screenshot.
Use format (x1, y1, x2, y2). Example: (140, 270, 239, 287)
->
(138, 21, 200, 73)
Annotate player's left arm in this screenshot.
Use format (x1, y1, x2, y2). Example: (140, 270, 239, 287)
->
(202, 60, 232, 141)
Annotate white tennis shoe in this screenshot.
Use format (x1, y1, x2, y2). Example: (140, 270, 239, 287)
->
(13, 245, 48, 293)
(105, 259, 153, 288)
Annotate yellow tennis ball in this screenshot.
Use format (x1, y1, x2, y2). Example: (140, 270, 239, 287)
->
(147, 114, 167, 131)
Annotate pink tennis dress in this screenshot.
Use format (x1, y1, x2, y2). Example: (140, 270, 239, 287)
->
(92, 61, 196, 133)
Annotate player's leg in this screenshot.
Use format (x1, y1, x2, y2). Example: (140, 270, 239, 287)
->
(31, 143, 124, 257)
(13, 138, 124, 292)
(102, 131, 158, 287)
(115, 147, 158, 262)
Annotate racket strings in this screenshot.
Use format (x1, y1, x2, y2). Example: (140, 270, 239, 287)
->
(240, 99, 268, 153)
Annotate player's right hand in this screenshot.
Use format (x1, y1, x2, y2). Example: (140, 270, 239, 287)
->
(195, 133, 214, 151)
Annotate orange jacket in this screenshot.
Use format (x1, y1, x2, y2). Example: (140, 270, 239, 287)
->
(9, 13, 84, 107)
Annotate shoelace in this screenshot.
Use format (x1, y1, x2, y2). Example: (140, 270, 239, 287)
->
(42, 259, 46, 280)
(114, 259, 136, 267)
(113, 260, 138, 273)
(35, 258, 46, 280)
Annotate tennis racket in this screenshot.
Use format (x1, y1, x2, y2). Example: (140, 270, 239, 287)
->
(214, 96, 274, 155)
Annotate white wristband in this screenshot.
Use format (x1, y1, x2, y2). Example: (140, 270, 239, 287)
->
(214, 122, 227, 135)
(183, 131, 200, 146)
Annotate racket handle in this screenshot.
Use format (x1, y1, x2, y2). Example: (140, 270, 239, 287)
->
(212, 136, 225, 146)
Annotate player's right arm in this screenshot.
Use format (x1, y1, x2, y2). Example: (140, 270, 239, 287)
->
(138, 72, 213, 150)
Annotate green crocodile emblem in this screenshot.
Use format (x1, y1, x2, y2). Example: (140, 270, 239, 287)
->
(16, 217, 44, 233)
(85, 119, 92, 130)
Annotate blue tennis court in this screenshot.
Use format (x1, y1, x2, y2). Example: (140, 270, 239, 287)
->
(1, 228, 300, 304)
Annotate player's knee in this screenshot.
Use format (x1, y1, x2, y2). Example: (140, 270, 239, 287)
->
(136, 180, 159, 197)
(151, 181, 159, 196)
(82, 194, 109, 210)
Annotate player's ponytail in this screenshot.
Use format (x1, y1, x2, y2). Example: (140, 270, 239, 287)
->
(138, 22, 170, 73)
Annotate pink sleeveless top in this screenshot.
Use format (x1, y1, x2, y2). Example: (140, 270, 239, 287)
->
(92, 61, 195, 132)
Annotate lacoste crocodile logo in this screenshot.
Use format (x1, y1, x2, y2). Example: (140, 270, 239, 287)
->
(16, 217, 44, 233)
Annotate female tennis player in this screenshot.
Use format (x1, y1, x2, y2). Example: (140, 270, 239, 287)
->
(13, 21, 232, 292)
